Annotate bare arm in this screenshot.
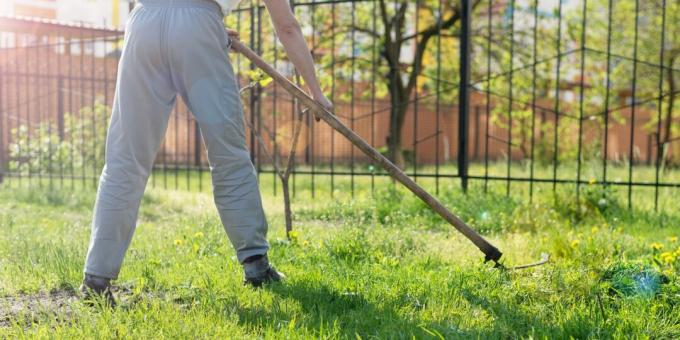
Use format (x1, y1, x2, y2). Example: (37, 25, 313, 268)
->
(262, 0, 332, 111)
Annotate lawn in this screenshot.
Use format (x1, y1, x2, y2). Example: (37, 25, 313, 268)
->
(0, 165, 679, 338)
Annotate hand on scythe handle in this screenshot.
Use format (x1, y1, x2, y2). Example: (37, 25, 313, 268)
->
(229, 38, 505, 266)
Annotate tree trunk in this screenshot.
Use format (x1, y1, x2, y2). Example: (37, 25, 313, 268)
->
(663, 56, 676, 168)
(387, 93, 408, 169)
(282, 176, 292, 239)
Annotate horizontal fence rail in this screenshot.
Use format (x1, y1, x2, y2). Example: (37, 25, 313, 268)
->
(0, 0, 678, 211)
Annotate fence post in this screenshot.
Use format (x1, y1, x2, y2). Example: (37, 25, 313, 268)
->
(248, 2, 257, 165)
(58, 76, 65, 140)
(0, 71, 4, 184)
(458, 0, 471, 192)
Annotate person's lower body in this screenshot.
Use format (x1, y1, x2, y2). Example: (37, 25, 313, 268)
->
(81, 0, 282, 302)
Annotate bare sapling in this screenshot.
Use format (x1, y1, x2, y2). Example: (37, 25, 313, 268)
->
(239, 77, 307, 239)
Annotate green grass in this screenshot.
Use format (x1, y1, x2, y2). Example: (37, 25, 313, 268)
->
(1, 164, 679, 338)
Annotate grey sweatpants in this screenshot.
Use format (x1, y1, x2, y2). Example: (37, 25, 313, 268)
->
(84, 0, 269, 279)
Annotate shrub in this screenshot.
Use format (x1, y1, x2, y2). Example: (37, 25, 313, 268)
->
(8, 103, 109, 175)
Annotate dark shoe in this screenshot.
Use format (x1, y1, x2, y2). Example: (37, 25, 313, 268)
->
(243, 254, 285, 287)
(80, 274, 116, 307)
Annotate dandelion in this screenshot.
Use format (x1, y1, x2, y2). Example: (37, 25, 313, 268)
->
(174, 239, 184, 246)
(668, 236, 678, 243)
(650, 242, 663, 251)
(660, 252, 675, 265)
(571, 239, 581, 248)
(194, 231, 204, 238)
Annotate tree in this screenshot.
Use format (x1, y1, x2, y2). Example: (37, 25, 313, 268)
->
(228, 1, 471, 168)
(353, 0, 478, 167)
(581, 0, 680, 166)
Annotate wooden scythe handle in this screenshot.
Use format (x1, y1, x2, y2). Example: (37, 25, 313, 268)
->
(231, 39, 503, 264)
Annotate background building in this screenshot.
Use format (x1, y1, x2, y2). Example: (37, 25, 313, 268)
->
(0, 0, 134, 28)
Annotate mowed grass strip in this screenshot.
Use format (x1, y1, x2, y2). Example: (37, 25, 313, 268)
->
(0, 170, 679, 338)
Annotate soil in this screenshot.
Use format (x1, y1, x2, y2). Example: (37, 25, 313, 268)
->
(0, 288, 77, 328)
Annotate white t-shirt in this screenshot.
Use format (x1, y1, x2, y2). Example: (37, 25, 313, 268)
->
(213, 0, 241, 15)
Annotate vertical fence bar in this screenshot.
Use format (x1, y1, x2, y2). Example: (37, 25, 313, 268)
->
(330, 2, 336, 197)
(6, 35, 12, 187)
(528, 0, 539, 202)
(2, 36, 9, 187)
(627, 0, 640, 209)
(484, 0, 492, 193)
(413, 0, 420, 184)
(552, 1, 563, 192)
(458, 0, 471, 193)
(47, 34, 54, 188)
(58, 35, 65, 188)
(435, 0, 442, 195)
(174, 99, 179, 190)
(474, 105, 480, 161)
(0, 50, 4, 184)
(506, 0, 515, 196)
(91, 32, 97, 188)
(37, 35, 43, 188)
(603, 0, 613, 190)
(249, 1, 257, 169)
(14, 34, 19, 186)
(80, 29, 86, 188)
(68, 37, 75, 189)
(185, 109, 190, 191)
(272, 13, 278, 197)
(195, 111, 202, 191)
(103, 35, 111, 191)
(350, 0, 356, 197)
(257, 0, 264, 190)
(370, 0, 377, 194)
(38, 35, 45, 187)
(654, 0, 667, 211)
(162, 111, 168, 189)
(575, 0, 588, 203)
(26, 35, 32, 187)
(289, 0, 297, 199)
(310, 0, 317, 198)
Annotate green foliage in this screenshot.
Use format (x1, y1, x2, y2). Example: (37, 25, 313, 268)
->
(8, 103, 109, 175)
(601, 262, 667, 298)
(1, 174, 680, 337)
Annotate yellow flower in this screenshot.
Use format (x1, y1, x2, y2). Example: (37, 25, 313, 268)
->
(174, 239, 184, 246)
(194, 232, 204, 238)
(591, 227, 599, 234)
(650, 242, 664, 251)
(571, 240, 581, 248)
(588, 178, 596, 185)
(668, 236, 678, 243)
(660, 252, 676, 264)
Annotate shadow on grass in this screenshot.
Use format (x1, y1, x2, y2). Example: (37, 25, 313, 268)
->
(457, 286, 599, 338)
(230, 279, 560, 338)
(230, 281, 447, 337)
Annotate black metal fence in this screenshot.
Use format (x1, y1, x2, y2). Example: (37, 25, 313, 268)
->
(0, 0, 678, 209)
